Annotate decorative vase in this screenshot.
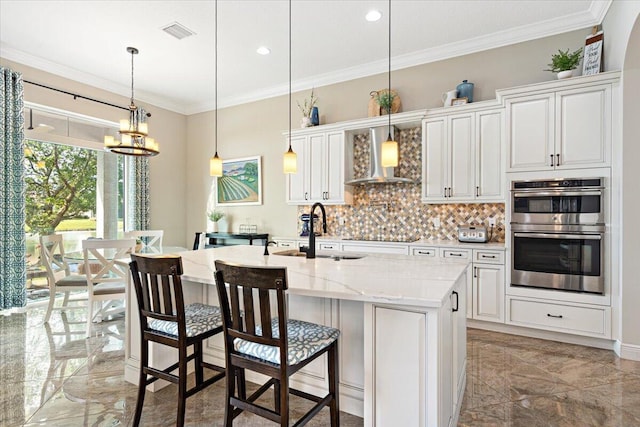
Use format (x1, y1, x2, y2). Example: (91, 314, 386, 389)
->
(557, 70, 573, 79)
(301, 116, 312, 128)
(217, 218, 229, 233)
(456, 80, 474, 103)
(211, 222, 219, 232)
(310, 106, 319, 126)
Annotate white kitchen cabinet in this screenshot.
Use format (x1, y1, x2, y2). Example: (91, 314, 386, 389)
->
(422, 107, 503, 203)
(472, 262, 505, 323)
(505, 82, 612, 172)
(286, 130, 353, 205)
(341, 242, 409, 255)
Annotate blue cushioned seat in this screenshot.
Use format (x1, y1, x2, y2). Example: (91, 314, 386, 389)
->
(149, 303, 222, 337)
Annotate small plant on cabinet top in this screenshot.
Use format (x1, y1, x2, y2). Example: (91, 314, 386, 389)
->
(297, 88, 318, 118)
(545, 48, 583, 72)
(208, 210, 225, 222)
(374, 90, 396, 113)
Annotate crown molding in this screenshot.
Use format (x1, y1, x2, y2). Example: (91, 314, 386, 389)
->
(3, 1, 611, 116)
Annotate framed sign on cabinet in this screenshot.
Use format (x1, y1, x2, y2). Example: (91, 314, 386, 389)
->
(215, 156, 262, 206)
(583, 30, 604, 76)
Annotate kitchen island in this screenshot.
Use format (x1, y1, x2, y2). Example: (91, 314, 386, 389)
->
(124, 245, 468, 427)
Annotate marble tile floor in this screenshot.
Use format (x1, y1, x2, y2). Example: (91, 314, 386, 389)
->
(2, 304, 640, 426)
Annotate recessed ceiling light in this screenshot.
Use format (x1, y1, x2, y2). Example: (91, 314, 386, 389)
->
(256, 46, 271, 55)
(365, 10, 382, 22)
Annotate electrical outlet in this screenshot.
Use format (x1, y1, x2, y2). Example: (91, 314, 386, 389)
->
(433, 217, 441, 229)
(488, 217, 496, 227)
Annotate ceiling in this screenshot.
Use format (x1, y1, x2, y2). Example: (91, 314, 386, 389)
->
(0, 1, 610, 115)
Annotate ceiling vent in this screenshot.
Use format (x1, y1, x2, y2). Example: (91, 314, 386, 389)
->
(161, 22, 196, 40)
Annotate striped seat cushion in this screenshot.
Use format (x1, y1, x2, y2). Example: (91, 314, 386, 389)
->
(234, 318, 339, 365)
(148, 303, 222, 337)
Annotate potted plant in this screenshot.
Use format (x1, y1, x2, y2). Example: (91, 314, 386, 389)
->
(296, 88, 318, 128)
(545, 48, 583, 79)
(375, 90, 396, 114)
(208, 210, 225, 232)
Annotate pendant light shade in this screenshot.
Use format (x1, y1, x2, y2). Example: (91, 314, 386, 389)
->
(283, 0, 297, 174)
(210, 153, 223, 176)
(382, 0, 399, 168)
(283, 144, 297, 174)
(210, 0, 223, 177)
(105, 47, 159, 157)
(381, 134, 398, 167)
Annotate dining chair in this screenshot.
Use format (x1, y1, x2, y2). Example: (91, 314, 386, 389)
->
(129, 254, 226, 427)
(81, 238, 135, 338)
(214, 260, 340, 426)
(40, 234, 89, 323)
(124, 230, 164, 253)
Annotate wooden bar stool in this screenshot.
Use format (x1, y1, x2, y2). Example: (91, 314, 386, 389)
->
(129, 254, 225, 427)
(214, 260, 340, 426)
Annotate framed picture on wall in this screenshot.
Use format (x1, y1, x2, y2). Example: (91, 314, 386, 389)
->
(215, 156, 262, 206)
(451, 97, 468, 106)
(583, 30, 604, 76)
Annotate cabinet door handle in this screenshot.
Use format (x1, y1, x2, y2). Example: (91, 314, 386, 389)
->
(556, 153, 560, 167)
(547, 313, 563, 319)
(473, 266, 478, 278)
(304, 192, 309, 200)
(448, 187, 452, 197)
(452, 291, 459, 312)
(550, 154, 554, 167)
(444, 187, 447, 198)
(476, 186, 479, 197)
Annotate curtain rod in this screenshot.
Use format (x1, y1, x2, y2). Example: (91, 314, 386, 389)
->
(23, 80, 152, 117)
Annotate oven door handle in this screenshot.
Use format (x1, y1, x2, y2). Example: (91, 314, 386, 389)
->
(514, 232, 602, 240)
(512, 190, 603, 198)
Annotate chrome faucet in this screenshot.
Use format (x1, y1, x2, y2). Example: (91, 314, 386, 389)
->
(306, 202, 327, 259)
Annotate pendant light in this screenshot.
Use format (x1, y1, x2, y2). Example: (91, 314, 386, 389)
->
(210, 0, 223, 176)
(380, 0, 398, 168)
(283, 0, 297, 174)
(105, 47, 159, 157)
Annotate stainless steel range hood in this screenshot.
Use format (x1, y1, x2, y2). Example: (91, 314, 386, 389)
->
(346, 125, 414, 185)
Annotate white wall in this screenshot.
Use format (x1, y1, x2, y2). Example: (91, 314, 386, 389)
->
(603, 0, 640, 351)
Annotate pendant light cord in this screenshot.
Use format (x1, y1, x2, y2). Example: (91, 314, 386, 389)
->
(388, 0, 391, 134)
(214, 0, 218, 156)
(288, 0, 292, 149)
(130, 49, 135, 107)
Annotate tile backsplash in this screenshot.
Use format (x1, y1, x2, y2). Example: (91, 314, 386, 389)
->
(296, 126, 506, 242)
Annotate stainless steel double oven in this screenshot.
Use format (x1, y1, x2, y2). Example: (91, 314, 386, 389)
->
(510, 178, 605, 294)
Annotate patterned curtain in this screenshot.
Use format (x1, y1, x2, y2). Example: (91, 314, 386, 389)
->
(0, 66, 26, 309)
(126, 156, 150, 231)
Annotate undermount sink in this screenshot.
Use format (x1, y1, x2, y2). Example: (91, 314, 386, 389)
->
(272, 249, 366, 260)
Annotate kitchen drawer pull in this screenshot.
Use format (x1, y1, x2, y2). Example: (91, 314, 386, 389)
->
(481, 254, 497, 259)
(452, 291, 459, 312)
(325, 245, 334, 249)
(417, 250, 433, 255)
(547, 313, 563, 319)
(449, 253, 463, 257)
(550, 154, 554, 167)
(281, 243, 291, 247)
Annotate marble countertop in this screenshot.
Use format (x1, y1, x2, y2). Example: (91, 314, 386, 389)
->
(174, 245, 468, 308)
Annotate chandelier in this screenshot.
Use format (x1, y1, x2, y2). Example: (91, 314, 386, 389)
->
(104, 47, 159, 157)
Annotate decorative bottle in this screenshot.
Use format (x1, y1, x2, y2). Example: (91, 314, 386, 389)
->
(310, 106, 319, 126)
(456, 80, 474, 103)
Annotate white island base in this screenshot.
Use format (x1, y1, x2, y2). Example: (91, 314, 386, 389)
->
(124, 246, 467, 427)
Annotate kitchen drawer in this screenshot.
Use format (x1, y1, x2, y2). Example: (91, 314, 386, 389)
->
(276, 240, 297, 248)
(412, 247, 438, 257)
(473, 250, 504, 264)
(507, 297, 610, 338)
(319, 242, 340, 252)
(440, 248, 471, 259)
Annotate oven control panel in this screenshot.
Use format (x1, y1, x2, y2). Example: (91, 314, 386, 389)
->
(458, 226, 488, 243)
